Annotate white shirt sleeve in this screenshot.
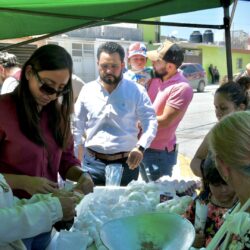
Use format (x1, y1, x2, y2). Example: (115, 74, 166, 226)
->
(1, 77, 19, 94)
(0, 175, 63, 244)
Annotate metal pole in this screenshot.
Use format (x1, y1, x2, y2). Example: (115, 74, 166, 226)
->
(223, 0, 233, 81)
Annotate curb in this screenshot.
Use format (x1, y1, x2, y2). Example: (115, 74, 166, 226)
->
(177, 153, 197, 179)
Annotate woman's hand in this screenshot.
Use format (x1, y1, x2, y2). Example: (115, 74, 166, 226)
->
(73, 172, 94, 195)
(23, 176, 58, 195)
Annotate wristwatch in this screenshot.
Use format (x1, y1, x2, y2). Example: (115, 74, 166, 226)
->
(136, 144, 145, 153)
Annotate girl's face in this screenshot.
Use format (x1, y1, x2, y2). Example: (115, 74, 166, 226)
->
(129, 55, 147, 71)
(214, 93, 238, 120)
(209, 182, 236, 205)
(27, 67, 70, 109)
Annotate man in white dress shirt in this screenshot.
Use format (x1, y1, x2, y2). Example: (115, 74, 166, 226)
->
(73, 41, 157, 185)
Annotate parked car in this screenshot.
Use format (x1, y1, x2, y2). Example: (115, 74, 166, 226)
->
(179, 63, 207, 92)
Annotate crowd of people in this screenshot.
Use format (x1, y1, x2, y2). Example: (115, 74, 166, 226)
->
(0, 41, 249, 249)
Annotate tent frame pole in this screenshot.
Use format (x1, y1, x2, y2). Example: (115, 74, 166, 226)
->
(222, 0, 234, 80)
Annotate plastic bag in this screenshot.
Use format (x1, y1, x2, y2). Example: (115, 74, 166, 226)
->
(56, 230, 89, 250)
(105, 164, 123, 186)
(194, 199, 208, 233)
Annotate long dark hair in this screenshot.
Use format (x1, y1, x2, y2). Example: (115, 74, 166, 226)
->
(13, 44, 73, 149)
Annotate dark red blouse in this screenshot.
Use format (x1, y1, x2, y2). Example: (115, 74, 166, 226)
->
(0, 94, 80, 198)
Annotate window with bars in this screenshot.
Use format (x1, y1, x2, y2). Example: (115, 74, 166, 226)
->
(72, 43, 82, 56)
(83, 44, 94, 56)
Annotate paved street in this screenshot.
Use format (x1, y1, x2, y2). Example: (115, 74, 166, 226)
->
(174, 84, 219, 178)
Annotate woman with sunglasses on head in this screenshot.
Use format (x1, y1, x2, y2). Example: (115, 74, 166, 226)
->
(0, 44, 94, 249)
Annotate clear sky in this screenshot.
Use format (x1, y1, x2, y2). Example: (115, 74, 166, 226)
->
(160, 1, 250, 42)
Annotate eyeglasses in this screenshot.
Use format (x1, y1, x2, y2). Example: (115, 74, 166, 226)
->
(34, 70, 70, 97)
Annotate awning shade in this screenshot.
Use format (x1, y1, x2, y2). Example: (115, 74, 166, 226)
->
(0, 0, 233, 40)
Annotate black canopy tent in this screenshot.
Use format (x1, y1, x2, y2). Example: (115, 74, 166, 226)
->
(0, 0, 240, 80)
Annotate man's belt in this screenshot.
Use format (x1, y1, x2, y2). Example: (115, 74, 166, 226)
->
(87, 148, 130, 161)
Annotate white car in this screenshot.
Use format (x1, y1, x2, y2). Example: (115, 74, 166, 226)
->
(180, 63, 208, 92)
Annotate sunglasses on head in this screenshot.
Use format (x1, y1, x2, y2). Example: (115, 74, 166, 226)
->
(34, 70, 70, 97)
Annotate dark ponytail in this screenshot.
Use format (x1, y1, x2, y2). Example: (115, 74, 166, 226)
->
(216, 80, 248, 109)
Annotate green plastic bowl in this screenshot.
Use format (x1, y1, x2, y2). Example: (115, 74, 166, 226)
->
(100, 212, 195, 250)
